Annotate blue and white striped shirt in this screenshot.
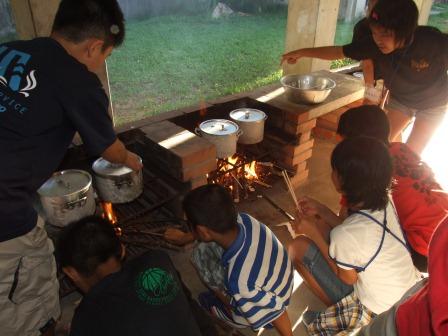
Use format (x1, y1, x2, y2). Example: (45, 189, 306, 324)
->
(221, 213, 294, 330)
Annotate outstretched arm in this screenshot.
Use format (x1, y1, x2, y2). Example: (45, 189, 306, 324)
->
(281, 46, 345, 65)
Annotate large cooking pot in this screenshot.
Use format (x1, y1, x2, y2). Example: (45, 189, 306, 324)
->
(92, 157, 143, 204)
(229, 108, 267, 145)
(195, 119, 242, 158)
(37, 170, 96, 227)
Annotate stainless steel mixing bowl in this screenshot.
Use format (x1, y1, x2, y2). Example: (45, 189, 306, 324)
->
(281, 74, 336, 104)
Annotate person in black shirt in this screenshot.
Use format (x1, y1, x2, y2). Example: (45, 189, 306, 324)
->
(58, 216, 207, 336)
(281, 0, 448, 155)
(352, 0, 379, 89)
(0, 1, 142, 335)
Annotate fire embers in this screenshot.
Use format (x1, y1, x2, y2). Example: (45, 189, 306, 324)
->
(101, 202, 121, 236)
(207, 154, 272, 202)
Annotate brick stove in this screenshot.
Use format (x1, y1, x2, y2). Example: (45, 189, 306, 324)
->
(54, 70, 364, 296)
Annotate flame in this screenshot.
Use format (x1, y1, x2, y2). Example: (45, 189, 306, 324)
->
(228, 156, 238, 166)
(244, 161, 258, 180)
(101, 202, 117, 225)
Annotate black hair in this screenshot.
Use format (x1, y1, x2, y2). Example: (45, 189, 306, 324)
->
(183, 184, 238, 234)
(368, 0, 418, 46)
(331, 137, 392, 211)
(337, 105, 390, 144)
(57, 216, 122, 277)
(52, 0, 125, 48)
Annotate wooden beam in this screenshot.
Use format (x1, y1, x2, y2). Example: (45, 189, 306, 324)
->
(10, 0, 36, 40)
(283, 0, 341, 75)
(414, 0, 434, 25)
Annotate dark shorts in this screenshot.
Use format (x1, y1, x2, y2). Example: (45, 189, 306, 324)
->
(302, 243, 353, 304)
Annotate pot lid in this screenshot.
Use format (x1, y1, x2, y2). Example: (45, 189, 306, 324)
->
(38, 170, 92, 197)
(230, 108, 266, 122)
(92, 157, 133, 177)
(199, 119, 239, 135)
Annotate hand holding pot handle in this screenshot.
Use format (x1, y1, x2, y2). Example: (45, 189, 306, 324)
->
(124, 151, 143, 171)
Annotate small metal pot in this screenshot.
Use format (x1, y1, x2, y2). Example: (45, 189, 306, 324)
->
(195, 119, 242, 158)
(37, 170, 96, 227)
(92, 157, 143, 204)
(229, 108, 267, 144)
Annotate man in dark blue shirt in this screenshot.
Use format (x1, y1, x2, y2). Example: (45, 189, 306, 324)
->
(0, 1, 142, 335)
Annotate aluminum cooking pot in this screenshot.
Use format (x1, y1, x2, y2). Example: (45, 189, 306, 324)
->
(229, 108, 267, 145)
(92, 157, 143, 204)
(195, 119, 242, 158)
(37, 170, 96, 227)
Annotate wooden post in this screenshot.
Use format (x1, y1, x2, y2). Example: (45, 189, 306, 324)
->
(413, 0, 434, 25)
(9, 0, 115, 123)
(283, 0, 341, 76)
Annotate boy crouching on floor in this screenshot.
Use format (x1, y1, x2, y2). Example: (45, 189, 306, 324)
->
(167, 184, 294, 336)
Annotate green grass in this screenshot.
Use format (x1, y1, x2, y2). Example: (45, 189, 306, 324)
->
(428, 3, 448, 33)
(108, 12, 287, 125)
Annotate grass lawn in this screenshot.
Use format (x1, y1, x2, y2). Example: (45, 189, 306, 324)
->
(108, 11, 288, 125)
(108, 9, 360, 125)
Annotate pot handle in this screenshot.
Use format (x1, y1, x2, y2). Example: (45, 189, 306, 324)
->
(65, 196, 87, 210)
(237, 129, 244, 138)
(194, 128, 202, 136)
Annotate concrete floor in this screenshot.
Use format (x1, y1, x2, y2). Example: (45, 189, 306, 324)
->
(57, 138, 339, 336)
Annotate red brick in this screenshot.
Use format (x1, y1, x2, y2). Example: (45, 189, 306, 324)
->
(346, 99, 364, 109)
(316, 118, 338, 131)
(140, 121, 216, 168)
(290, 169, 310, 188)
(282, 139, 315, 158)
(284, 119, 317, 135)
(188, 175, 209, 190)
(181, 159, 217, 181)
(275, 148, 313, 168)
(299, 131, 312, 143)
(319, 106, 349, 124)
(312, 127, 339, 143)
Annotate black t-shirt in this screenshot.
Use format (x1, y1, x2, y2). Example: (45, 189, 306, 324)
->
(70, 250, 203, 336)
(352, 18, 381, 81)
(0, 38, 116, 242)
(343, 26, 448, 109)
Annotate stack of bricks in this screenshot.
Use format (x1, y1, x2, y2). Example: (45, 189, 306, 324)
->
(260, 107, 317, 188)
(139, 121, 216, 190)
(313, 99, 364, 143)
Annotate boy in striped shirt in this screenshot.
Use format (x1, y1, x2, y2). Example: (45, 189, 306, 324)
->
(181, 184, 294, 336)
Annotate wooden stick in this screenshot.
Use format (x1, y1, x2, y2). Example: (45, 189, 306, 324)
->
(282, 170, 299, 208)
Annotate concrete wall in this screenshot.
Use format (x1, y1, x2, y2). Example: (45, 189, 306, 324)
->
(283, 0, 340, 75)
(414, 0, 434, 25)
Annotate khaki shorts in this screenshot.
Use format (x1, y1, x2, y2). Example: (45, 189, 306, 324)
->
(0, 219, 60, 336)
(385, 97, 448, 122)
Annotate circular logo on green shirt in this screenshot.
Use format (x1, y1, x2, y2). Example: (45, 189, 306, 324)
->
(135, 268, 179, 305)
